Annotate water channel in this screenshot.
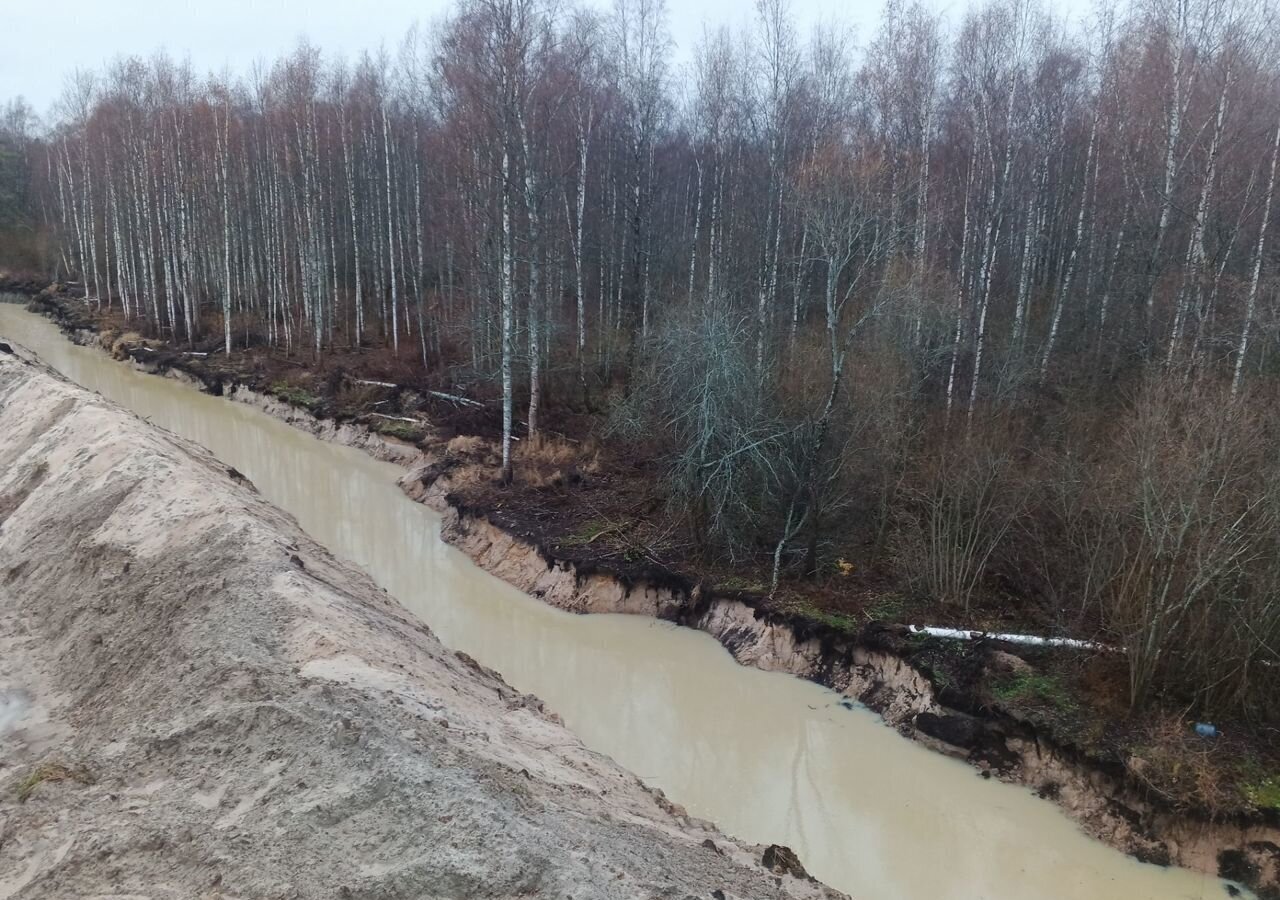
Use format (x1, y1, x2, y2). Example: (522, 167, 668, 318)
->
(0, 303, 1237, 899)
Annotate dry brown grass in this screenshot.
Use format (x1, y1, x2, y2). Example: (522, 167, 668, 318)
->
(16, 760, 94, 803)
(446, 435, 487, 458)
(1125, 714, 1240, 814)
(512, 434, 601, 489)
(445, 461, 497, 491)
(108, 330, 148, 360)
(334, 382, 384, 417)
(579, 438, 603, 475)
(515, 433, 579, 467)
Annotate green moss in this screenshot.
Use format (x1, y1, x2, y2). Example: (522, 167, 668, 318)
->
(787, 601, 859, 634)
(1241, 774, 1280, 810)
(992, 672, 1078, 711)
(866, 593, 908, 622)
(375, 420, 422, 441)
(270, 381, 321, 410)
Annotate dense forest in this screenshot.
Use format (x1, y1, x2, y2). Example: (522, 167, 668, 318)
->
(0, 98, 41, 269)
(3, 0, 1279, 721)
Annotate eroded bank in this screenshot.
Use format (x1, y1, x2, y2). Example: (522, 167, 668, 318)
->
(0, 342, 847, 899)
(0, 302, 1269, 899)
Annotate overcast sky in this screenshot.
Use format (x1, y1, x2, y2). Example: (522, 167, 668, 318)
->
(2, 0, 1090, 120)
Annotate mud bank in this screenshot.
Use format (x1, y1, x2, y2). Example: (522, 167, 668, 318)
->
(404, 480, 1280, 895)
(0, 351, 844, 899)
(11, 296, 1280, 896)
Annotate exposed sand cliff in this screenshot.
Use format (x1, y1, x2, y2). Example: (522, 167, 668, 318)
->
(399, 471, 1280, 896)
(0, 348, 844, 900)
(9, 299, 1279, 896)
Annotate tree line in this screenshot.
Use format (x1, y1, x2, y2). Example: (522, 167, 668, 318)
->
(0, 98, 41, 269)
(5, 0, 1280, 719)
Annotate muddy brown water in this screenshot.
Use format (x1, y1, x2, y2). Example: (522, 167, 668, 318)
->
(0, 304, 1241, 900)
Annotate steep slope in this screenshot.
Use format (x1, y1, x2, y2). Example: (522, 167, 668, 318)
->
(0, 348, 842, 900)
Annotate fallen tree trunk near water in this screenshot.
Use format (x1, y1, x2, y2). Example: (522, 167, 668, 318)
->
(906, 625, 1115, 651)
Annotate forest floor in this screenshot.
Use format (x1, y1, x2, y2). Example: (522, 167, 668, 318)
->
(8, 280, 1280, 848)
(0, 324, 846, 899)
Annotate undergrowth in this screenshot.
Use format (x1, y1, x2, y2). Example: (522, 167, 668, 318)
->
(787, 600, 859, 634)
(270, 381, 321, 410)
(375, 420, 423, 441)
(992, 672, 1078, 711)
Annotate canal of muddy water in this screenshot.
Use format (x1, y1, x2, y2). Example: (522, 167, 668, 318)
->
(0, 304, 1239, 900)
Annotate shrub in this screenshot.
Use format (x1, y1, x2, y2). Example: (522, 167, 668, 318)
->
(1102, 376, 1280, 717)
(896, 432, 1024, 612)
(609, 306, 793, 563)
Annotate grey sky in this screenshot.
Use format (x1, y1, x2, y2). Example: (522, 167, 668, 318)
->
(2, 0, 1088, 120)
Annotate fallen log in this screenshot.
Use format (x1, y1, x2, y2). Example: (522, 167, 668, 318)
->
(906, 625, 1113, 651)
(428, 389, 484, 408)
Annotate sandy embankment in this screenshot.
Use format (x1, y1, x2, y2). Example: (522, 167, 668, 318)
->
(0, 348, 843, 900)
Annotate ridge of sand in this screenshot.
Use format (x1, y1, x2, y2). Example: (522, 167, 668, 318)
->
(0, 350, 843, 900)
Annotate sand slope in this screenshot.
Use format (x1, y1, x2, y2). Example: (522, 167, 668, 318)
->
(0, 349, 843, 900)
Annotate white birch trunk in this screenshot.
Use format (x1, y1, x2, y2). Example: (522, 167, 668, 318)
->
(1232, 115, 1280, 397)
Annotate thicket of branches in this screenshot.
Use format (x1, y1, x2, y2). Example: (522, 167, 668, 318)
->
(5, 0, 1280, 718)
(0, 98, 41, 269)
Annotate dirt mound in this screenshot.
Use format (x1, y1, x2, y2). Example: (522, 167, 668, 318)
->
(0, 352, 844, 900)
